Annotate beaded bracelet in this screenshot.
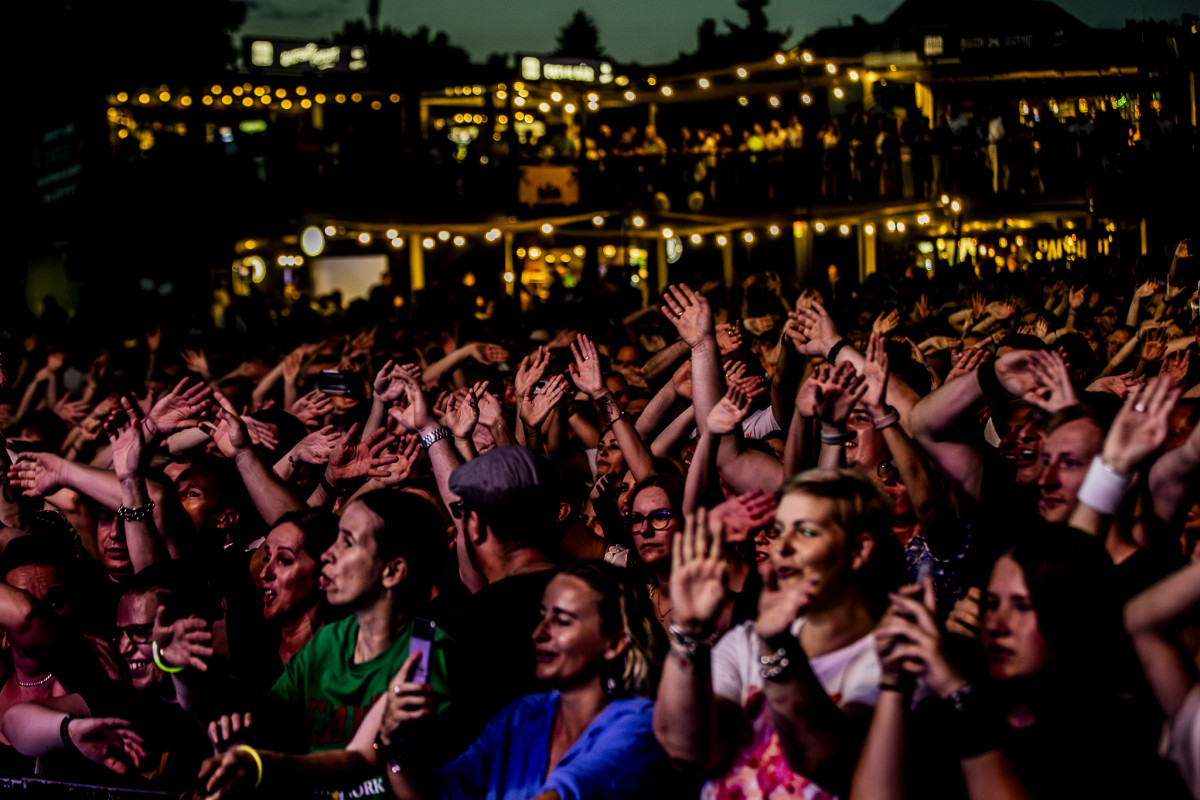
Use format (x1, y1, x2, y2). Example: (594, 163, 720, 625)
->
(116, 500, 156, 522)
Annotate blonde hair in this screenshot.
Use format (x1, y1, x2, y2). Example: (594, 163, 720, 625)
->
(559, 563, 665, 697)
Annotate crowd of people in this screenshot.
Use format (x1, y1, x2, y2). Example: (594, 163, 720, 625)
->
(0, 235, 1199, 799)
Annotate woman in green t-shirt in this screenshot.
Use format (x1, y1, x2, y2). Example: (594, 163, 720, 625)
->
(199, 489, 452, 798)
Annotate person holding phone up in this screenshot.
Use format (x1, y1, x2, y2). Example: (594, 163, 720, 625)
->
(375, 562, 672, 799)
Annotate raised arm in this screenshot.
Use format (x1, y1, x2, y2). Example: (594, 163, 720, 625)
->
(570, 334, 653, 479)
(107, 397, 168, 573)
(1125, 560, 1200, 718)
(212, 393, 304, 526)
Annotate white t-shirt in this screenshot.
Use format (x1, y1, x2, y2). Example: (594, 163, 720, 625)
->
(1161, 682, 1200, 798)
(702, 619, 881, 800)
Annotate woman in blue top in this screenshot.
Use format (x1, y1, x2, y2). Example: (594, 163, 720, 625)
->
(378, 562, 670, 799)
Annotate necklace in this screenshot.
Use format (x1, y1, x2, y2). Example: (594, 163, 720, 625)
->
(647, 583, 669, 622)
(16, 673, 53, 688)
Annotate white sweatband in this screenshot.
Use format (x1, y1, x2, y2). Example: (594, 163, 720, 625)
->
(1076, 456, 1133, 516)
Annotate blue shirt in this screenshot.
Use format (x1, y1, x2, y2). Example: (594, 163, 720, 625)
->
(435, 692, 668, 800)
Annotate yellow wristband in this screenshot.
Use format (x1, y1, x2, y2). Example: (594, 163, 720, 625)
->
(237, 744, 264, 789)
(151, 642, 184, 674)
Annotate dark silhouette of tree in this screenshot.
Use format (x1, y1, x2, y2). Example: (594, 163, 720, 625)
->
(554, 10, 606, 59)
(669, 0, 791, 72)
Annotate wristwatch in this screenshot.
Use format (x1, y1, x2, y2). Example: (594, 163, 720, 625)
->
(420, 426, 452, 449)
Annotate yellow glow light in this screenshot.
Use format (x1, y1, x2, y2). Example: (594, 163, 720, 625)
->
(423, 238, 435, 249)
(940, 194, 950, 204)
(624, 91, 635, 101)
(661, 86, 672, 96)
(335, 94, 346, 103)
(117, 129, 129, 139)
(325, 226, 337, 235)
(438, 231, 450, 241)
(158, 91, 170, 102)
(631, 216, 645, 228)
(573, 246, 586, 257)
(296, 86, 307, 96)
(865, 224, 875, 235)
(358, 233, 371, 244)
(371, 101, 382, 110)
(504, 272, 515, 282)
(699, 78, 710, 89)
(826, 63, 837, 74)
(603, 245, 616, 257)
(486, 229, 501, 241)
(280, 99, 292, 109)
(514, 97, 526, 107)
(951, 200, 961, 212)
(315, 94, 327, 104)
(116, 92, 129, 102)
(662, 228, 673, 238)
(539, 102, 550, 112)
(587, 102, 598, 111)
(516, 248, 526, 258)
(241, 97, 252, 107)
(801, 94, 812, 104)
(690, 234, 702, 244)
(716, 235, 728, 246)
(138, 93, 151, 104)
(887, 221, 896, 231)
(839, 224, 850, 235)
(769, 225, 780, 236)
(528, 248, 541, 259)
(351, 93, 362, 103)
(233, 86, 243, 96)
(769, 96, 780, 106)
(591, 216, 604, 227)
(301, 99, 312, 109)
(545, 254, 556, 263)
(202, 95, 213, 105)
(453, 236, 466, 246)
(849, 70, 859, 81)
(587, 93, 598, 102)
(386, 229, 398, 239)
(541, 223, 553, 234)
(737, 67, 748, 78)
(551, 92, 562, 102)
(917, 214, 930, 224)
(275, 88, 286, 98)
(738, 96, 748, 106)
(801, 52, 813, 63)
(896, 222, 906, 232)
(815, 222, 826, 232)
(180, 96, 192, 107)
(833, 88, 844, 99)
(564, 103, 576, 113)
(391, 238, 403, 248)
(743, 232, 754, 243)
(775, 53, 786, 64)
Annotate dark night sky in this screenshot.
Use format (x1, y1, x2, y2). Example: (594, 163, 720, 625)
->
(239, 0, 1198, 65)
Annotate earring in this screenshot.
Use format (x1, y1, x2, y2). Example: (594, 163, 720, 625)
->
(604, 676, 618, 695)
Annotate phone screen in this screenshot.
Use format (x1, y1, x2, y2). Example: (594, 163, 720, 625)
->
(317, 370, 352, 395)
(410, 618, 435, 685)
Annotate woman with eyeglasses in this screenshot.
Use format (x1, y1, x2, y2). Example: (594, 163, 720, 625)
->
(625, 474, 685, 631)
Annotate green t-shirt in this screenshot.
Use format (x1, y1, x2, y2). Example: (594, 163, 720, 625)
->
(267, 615, 454, 754)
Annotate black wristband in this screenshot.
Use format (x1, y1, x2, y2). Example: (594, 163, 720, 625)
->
(975, 356, 1007, 399)
(60, 714, 79, 752)
(826, 338, 851, 363)
(319, 474, 343, 496)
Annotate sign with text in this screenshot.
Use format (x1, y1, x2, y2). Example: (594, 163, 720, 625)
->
(519, 56, 613, 84)
(244, 39, 368, 73)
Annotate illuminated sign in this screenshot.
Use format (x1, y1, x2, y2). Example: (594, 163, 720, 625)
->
(520, 56, 613, 84)
(244, 39, 368, 73)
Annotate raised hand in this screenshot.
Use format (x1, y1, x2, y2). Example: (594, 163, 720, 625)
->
(1135, 278, 1160, 299)
(181, 348, 211, 379)
(7, 451, 67, 498)
(147, 378, 212, 437)
(65, 717, 146, 776)
(198, 745, 259, 800)
(344, 327, 376, 360)
(290, 425, 339, 465)
(661, 283, 715, 347)
(707, 381, 761, 435)
(669, 360, 694, 400)
(755, 564, 818, 639)
(1025, 350, 1078, 413)
(970, 292, 986, 320)
(242, 416, 280, 451)
(1140, 329, 1167, 363)
(326, 424, 398, 484)
(515, 347, 550, 401)
(986, 298, 1017, 320)
(669, 508, 730, 636)
(791, 299, 842, 358)
(1068, 284, 1088, 310)
(388, 373, 436, 434)
(945, 586, 982, 639)
(814, 361, 868, 427)
(708, 490, 777, 544)
(1162, 350, 1191, 387)
(794, 365, 825, 419)
(873, 309, 901, 335)
(874, 580, 967, 698)
(372, 360, 409, 404)
(467, 342, 510, 365)
(153, 607, 215, 672)
(568, 334, 606, 397)
(52, 396, 91, 423)
(207, 712, 253, 754)
(913, 294, 932, 322)
(289, 390, 333, 427)
(1086, 373, 1142, 397)
(373, 434, 423, 488)
(475, 388, 504, 430)
(446, 383, 485, 439)
(946, 347, 988, 382)
(211, 393, 253, 457)
(106, 396, 147, 482)
(862, 331, 890, 416)
(715, 319, 743, 355)
(521, 373, 568, 429)
(1102, 375, 1180, 474)
(379, 651, 433, 750)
